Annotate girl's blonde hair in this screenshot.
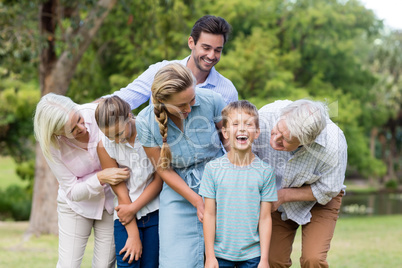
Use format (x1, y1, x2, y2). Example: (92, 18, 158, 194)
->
(151, 63, 196, 169)
(95, 96, 132, 131)
(33, 93, 78, 161)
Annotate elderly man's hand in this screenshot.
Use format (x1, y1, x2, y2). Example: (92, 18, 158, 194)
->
(271, 189, 286, 212)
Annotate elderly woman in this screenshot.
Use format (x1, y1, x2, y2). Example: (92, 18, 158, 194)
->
(34, 93, 130, 268)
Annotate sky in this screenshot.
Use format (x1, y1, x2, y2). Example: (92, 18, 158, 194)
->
(360, 0, 402, 30)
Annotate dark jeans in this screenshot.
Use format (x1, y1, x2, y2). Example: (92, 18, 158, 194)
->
(114, 210, 159, 268)
(217, 256, 261, 268)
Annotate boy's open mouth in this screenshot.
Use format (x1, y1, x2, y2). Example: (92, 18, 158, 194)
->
(236, 135, 248, 142)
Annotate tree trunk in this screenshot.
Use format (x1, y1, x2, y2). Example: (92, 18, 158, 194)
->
(26, 144, 59, 237)
(369, 127, 378, 186)
(27, 0, 117, 237)
(387, 119, 397, 180)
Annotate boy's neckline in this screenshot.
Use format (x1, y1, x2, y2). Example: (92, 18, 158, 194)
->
(226, 150, 256, 167)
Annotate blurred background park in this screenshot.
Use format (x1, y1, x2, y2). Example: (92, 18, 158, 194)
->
(0, 0, 401, 267)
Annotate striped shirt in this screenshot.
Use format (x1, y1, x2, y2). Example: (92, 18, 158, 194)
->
(253, 100, 348, 225)
(199, 155, 277, 261)
(109, 56, 238, 109)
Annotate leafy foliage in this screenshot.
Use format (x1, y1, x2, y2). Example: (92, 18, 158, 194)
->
(0, 0, 400, 185)
(0, 185, 32, 221)
(0, 1, 39, 79)
(0, 73, 40, 163)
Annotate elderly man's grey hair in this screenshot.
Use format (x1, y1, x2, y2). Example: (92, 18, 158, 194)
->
(280, 99, 328, 145)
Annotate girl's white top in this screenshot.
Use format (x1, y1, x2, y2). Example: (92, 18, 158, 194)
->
(102, 135, 159, 220)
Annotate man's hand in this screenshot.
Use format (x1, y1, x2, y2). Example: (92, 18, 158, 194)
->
(271, 189, 286, 212)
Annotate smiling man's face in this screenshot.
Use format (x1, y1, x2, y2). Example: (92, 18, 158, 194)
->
(188, 32, 224, 73)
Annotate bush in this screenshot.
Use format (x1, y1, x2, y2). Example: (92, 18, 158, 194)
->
(0, 185, 32, 221)
(385, 180, 398, 190)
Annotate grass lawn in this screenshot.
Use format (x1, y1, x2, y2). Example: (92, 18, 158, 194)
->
(1, 158, 400, 267)
(0, 221, 94, 268)
(290, 215, 402, 267)
(1, 215, 401, 267)
(0, 156, 29, 189)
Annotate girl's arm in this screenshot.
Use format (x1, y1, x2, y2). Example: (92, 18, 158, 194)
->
(142, 146, 205, 222)
(258, 201, 272, 268)
(97, 140, 142, 262)
(116, 172, 163, 225)
(204, 197, 219, 268)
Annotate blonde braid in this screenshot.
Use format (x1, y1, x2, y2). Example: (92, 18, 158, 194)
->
(151, 63, 196, 170)
(152, 98, 172, 169)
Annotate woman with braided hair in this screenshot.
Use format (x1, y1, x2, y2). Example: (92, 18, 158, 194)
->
(135, 63, 228, 267)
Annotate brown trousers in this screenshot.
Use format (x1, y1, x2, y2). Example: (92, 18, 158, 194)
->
(269, 191, 344, 268)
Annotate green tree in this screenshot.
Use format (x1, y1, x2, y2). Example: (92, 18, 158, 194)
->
(0, 1, 40, 206)
(366, 30, 402, 185)
(1, 0, 400, 230)
(0, 76, 40, 187)
(215, 0, 384, 178)
(67, 0, 198, 104)
(28, 0, 117, 236)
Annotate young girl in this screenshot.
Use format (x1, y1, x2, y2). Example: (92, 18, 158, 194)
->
(135, 63, 228, 267)
(95, 96, 162, 268)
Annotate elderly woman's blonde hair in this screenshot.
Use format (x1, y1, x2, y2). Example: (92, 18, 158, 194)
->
(33, 93, 78, 161)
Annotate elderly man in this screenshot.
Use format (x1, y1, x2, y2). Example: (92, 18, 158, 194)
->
(253, 99, 348, 268)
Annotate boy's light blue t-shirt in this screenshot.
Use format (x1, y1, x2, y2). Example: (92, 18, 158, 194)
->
(199, 154, 277, 261)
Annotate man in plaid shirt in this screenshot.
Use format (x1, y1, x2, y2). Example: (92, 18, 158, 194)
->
(253, 99, 348, 268)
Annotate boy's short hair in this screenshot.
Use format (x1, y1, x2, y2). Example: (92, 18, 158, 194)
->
(221, 100, 259, 128)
